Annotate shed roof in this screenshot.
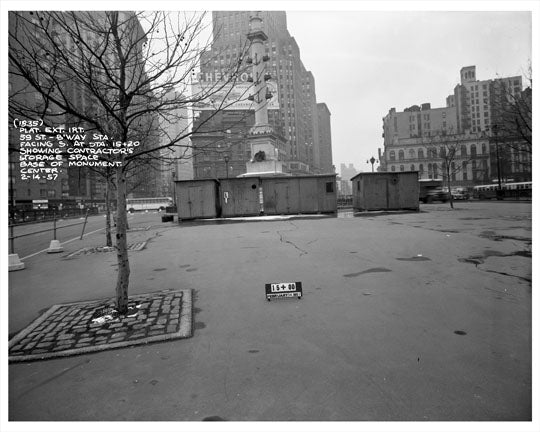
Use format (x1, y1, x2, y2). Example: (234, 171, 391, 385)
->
(350, 171, 419, 181)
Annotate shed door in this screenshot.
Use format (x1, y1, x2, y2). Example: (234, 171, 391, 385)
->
(387, 174, 400, 209)
(273, 181, 290, 214)
(263, 181, 291, 215)
(187, 186, 203, 219)
(187, 185, 217, 219)
(299, 178, 319, 213)
(364, 176, 388, 210)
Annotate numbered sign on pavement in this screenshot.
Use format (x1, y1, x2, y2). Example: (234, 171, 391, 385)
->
(265, 282, 302, 301)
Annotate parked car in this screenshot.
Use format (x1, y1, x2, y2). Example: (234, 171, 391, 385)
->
(451, 188, 469, 200)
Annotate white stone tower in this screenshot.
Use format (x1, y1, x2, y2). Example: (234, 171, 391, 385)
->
(244, 12, 287, 176)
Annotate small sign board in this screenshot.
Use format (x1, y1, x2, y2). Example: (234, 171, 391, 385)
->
(265, 282, 302, 301)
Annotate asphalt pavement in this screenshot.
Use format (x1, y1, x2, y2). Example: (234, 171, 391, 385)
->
(5, 201, 535, 425)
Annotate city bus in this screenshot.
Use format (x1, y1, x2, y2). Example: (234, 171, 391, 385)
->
(126, 197, 173, 212)
(472, 182, 531, 200)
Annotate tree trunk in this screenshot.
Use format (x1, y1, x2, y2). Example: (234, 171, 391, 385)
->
(115, 166, 130, 314)
(446, 167, 454, 209)
(105, 176, 112, 247)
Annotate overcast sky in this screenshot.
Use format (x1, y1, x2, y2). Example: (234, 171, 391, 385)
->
(284, 8, 532, 174)
(1, 1, 536, 177)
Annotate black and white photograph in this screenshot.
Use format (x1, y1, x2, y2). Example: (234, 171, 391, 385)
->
(2, 1, 538, 430)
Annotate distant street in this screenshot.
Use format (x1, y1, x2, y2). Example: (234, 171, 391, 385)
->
(9, 200, 532, 421)
(11, 211, 164, 259)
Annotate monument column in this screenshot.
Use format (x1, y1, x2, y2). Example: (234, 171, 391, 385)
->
(245, 12, 287, 176)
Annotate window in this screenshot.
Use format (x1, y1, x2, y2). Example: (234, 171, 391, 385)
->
(410, 164, 415, 171)
(391, 165, 396, 172)
(470, 144, 477, 158)
(325, 182, 334, 193)
(389, 150, 395, 161)
(398, 150, 404, 161)
(418, 149, 424, 159)
(409, 149, 415, 159)
(440, 147, 446, 158)
(461, 145, 467, 156)
(400, 165, 404, 172)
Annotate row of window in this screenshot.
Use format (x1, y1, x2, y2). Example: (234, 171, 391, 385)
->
(388, 160, 488, 180)
(388, 143, 488, 161)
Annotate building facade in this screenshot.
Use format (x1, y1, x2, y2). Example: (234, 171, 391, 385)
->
(379, 66, 531, 186)
(317, 103, 334, 174)
(338, 163, 358, 196)
(9, 11, 162, 212)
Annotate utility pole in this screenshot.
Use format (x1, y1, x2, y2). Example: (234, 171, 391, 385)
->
(493, 124, 503, 199)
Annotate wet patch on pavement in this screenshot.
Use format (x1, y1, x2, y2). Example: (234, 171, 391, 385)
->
(396, 256, 431, 262)
(454, 330, 467, 335)
(203, 416, 227, 421)
(479, 231, 531, 243)
(153, 268, 167, 272)
(459, 249, 531, 266)
(343, 267, 392, 277)
(458, 249, 532, 283)
(186, 268, 198, 272)
(458, 258, 482, 266)
(248, 349, 260, 353)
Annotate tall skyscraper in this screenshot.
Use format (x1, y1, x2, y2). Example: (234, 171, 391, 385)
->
(192, 11, 332, 178)
(317, 103, 333, 173)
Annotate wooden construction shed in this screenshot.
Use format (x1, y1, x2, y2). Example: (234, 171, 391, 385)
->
(174, 174, 337, 220)
(350, 172, 419, 212)
(219, 178, 262, 217)
(261, 174, 337, 215)
(175, 179, 220, 220)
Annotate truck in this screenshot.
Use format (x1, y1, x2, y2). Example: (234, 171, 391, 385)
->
(418, 179, 450, 203)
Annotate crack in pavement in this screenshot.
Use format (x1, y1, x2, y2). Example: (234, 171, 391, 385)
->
(15, 359, 91, 399)
(483, 269, 532, 284)
(276, 221, 308, 257)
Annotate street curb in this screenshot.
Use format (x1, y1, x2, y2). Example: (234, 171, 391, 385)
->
(178, 213, 337, 226)
(8, 289, 192, 363)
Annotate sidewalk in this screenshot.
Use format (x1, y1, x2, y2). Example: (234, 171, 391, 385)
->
(7, 203, 533, 421)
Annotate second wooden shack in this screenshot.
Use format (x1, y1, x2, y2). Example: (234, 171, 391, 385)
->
(351, 172, 419, 211)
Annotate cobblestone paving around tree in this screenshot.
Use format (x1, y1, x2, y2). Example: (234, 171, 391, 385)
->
(8, 289, 192, 363)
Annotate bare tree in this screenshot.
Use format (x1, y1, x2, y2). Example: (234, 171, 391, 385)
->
(489, 63, 532, 179)
(9, 11, 252, 314)
(422, 130, 484, 209)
